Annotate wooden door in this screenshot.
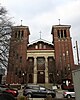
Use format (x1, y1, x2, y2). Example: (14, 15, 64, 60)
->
(37, 71, 45, 83)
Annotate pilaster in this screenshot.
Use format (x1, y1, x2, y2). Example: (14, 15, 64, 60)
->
(33, 57, 37, 84)
(45, 57, 48, 83)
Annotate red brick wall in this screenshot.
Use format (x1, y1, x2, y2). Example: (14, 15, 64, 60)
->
(6, 26, 30, 84)
(51, 25, 74, 83)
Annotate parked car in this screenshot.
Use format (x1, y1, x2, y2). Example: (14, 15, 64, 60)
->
(0, 92, 16, 100)
(0, 84, 18, 97)
(63, 90, 75, 98)
(23, 84, 56, 98)
(8, 84, 21, 90)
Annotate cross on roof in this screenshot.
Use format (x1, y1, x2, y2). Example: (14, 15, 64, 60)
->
(58, 19, 60, 25)
(39, 31, 42, 39)
(21, 20, 22, 26)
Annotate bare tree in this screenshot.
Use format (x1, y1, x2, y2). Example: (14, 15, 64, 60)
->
(0, 5, 12, 70)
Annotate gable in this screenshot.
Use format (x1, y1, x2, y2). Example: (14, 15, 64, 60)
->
(27, 41, 54, 50)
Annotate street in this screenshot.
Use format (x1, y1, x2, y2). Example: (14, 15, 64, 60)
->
(18, 89, 63, 98)
(18, 89, 75, 100)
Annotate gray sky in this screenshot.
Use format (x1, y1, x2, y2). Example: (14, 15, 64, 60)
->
(0, 0, 80, 64)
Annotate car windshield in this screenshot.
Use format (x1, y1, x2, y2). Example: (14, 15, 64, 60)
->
(40, 87, 46, 90)
(68, 89, 74, 92)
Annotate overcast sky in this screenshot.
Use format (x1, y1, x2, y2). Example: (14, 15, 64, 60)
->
(0, 0, 80, 64)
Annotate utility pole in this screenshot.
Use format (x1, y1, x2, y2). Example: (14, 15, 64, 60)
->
(76, 41, 79, 65)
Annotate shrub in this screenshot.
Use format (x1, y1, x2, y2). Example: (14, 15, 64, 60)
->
(17, 96, 27, 100)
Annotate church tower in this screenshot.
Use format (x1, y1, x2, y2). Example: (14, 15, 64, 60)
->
(7, 25, 30, 84)
(51, 24, 74, 83)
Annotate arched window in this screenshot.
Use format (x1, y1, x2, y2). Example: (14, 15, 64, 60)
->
(18, 31, 20, 38)
(39, 43, 42, 49)
(28, 74, 33, 83)
(20, 56, 22, 63)
(43, 45, 46, 49)
(64, 30, 67, 37)
(15, 32, 17, 38)
(57, 30, 60, 38)
(21, 30, 24, 38)
(61, 30, 63, 38)
(35, 45, 38, 49)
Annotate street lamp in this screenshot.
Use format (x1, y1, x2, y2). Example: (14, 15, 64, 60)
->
(22, 72, 24, 84)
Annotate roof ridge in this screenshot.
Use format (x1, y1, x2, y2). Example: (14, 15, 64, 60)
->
(29, 38, 52, 45)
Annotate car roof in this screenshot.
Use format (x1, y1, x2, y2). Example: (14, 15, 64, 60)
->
(24, 84, 47, 88)
(25, 84, 39, 86)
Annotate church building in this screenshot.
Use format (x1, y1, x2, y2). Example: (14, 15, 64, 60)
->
(6, 24, 74, 84)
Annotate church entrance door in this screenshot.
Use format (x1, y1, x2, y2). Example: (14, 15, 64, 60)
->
(37, 57, 45, 83)
(37, 71, 45, 83)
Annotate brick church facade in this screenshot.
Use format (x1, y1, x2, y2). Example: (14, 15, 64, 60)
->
(6, 24, 74, 84)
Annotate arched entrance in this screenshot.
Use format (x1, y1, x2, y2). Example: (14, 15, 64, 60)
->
(37, 57, 45, 83)
(28, 74, 33, 83)
(48, 57, 56, 84)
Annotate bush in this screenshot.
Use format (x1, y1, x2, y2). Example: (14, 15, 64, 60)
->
(17, 96, 27, 100)
(19, 96, 24, 100)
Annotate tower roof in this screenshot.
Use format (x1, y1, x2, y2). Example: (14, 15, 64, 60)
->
(12, 25, 29, 29)
(52, 24, 71, 28)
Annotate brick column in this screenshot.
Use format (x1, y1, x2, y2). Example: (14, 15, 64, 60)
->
(45, 57, 48, 83)
(33, 57, 37, 84)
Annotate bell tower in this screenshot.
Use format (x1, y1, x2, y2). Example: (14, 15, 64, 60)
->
(51, 24, 74, 83)
(7, 25, 30, 84)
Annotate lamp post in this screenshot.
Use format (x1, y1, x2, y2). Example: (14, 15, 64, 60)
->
(22, 72, 24, 84)
(76, 41, 80, 65)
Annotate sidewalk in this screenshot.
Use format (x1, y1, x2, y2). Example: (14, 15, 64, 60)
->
(56, 89, 64, 93)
